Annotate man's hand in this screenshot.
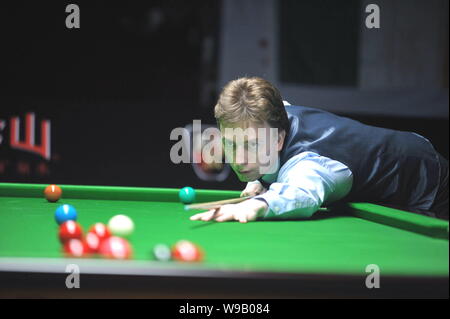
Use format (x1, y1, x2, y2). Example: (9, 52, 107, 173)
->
(189, 199, 269, 223)
(240, 181, 266, 197)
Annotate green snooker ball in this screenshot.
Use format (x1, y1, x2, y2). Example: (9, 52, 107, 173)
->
(179, 186, 196, 204)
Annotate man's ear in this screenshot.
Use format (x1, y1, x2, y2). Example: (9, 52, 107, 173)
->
(277, 130, 286, 152)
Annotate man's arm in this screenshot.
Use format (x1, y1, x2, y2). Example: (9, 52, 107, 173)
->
(254, 152, 353, 219)
(190, 152, 353, 223)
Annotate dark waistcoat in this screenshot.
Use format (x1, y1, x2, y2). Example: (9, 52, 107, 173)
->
(280, 105, 440, 210)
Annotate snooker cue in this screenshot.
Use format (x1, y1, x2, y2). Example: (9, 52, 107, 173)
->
(184, 196, 254, 211)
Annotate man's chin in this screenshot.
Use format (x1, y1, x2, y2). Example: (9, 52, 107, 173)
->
(238, 176, 251, 182)
(237, 173, 260, 182)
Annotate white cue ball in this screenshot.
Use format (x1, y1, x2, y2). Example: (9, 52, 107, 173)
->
(108, 214, 135, 237)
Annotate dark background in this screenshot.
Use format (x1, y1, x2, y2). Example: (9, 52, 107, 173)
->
(0, 1, 448, 191)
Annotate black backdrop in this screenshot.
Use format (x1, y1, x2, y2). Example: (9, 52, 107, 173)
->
(0, 1, 448, 191)
(0, 1, 247, 190)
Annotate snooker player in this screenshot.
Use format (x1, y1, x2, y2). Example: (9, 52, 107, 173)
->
(190, 77, 449, 223)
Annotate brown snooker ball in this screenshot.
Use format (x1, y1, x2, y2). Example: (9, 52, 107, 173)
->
(44, 184, 62, 202)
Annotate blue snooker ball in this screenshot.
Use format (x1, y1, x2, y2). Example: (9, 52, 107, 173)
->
(55, 204, 77, 225)
(179, 187, 196, 204)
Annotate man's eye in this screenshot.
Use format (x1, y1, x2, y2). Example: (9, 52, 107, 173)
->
(248, 142, 258, 149)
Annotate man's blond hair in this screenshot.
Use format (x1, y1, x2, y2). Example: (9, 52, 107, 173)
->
(214, 77, 290, 133)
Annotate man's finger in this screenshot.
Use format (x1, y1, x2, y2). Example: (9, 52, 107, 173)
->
(189, 213, 209, 220)
(190, 212, 204, 220)
(190, 209, 214, 221)
(215, 212, 234, 222)
(201, 209, 218, 221)
(238, 215, 248, 223)
(242, 191, 258, 197)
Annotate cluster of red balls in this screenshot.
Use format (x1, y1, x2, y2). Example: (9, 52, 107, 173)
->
(46, 184, 203, 262)
(45, 184, 133, 259)
(59, 221, 133, 259)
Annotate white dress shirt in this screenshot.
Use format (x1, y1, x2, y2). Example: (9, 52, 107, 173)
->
(251, 151, 353, 219)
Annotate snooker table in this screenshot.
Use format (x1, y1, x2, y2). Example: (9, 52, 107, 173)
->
(0, 183, 448, 298)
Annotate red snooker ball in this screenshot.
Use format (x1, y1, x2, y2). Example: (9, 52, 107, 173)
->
(88, 223, 111, 241)
(99, 236, 132, 260)
(63, 239, 90, 258)
(172, 240, 204, 262)
(58, 220, 83, 243)
(44, 184, 62, 202)
(85, 232, 102, 253)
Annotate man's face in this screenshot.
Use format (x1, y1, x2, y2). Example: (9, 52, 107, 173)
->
(220, 121, 284, 182)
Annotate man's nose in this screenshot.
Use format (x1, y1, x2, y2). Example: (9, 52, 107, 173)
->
(234, 147, 248, 165)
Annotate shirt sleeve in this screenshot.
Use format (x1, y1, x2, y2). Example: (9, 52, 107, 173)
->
(254, 152, 353, 219)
